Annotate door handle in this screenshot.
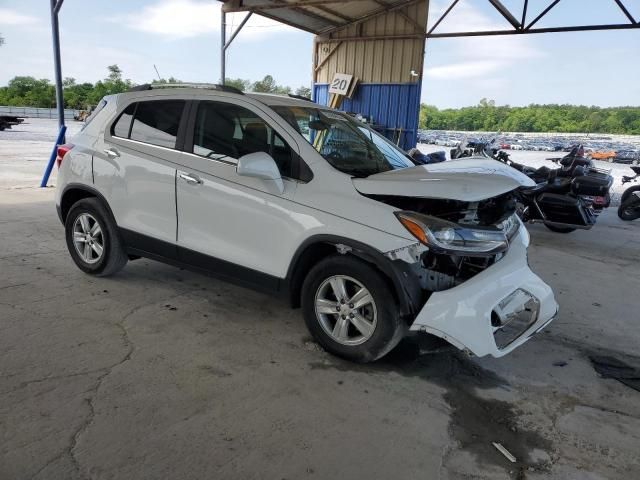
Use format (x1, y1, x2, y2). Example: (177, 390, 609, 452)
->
(104, 148, 120, 158)
(179, 172, 203, 185)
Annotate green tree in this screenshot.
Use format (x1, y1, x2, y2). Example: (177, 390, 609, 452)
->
(418, 103, 640, 135)
(224, 77, 251, 91)
(251, 75, 291, 94)
(295, 86, 311, 98)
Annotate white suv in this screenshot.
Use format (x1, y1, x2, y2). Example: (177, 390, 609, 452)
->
(55, 85, 557, 362)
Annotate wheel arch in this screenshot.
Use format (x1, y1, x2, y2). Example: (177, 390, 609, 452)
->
(59, 183, 116, 225)
(285, 235, 424, 320)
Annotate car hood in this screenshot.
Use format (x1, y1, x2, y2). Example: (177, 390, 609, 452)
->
(352, 157, 535, 202)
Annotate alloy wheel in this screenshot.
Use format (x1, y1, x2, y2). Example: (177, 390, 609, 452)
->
(314, 275, 377, 346)
(72, 213, 104, 264)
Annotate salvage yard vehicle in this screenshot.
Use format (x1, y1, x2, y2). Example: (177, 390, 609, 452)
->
(588, 150, 616, 162)
(614, 150, 640, 165)
(55, 85, 558, 362)
(0, 115, 24, 131)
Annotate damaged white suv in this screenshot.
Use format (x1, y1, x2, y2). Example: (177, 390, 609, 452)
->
(55, 85, 557, 362)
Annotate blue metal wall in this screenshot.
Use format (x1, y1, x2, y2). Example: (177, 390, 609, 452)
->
(312, 83, 420, 150)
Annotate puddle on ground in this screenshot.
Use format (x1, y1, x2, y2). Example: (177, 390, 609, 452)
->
(309, 337, 553, 478)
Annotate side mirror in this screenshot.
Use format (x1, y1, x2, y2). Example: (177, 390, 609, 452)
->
(236, 151, 284, 194)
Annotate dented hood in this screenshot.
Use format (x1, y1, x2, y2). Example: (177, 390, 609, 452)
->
(352, 157, 535, 202)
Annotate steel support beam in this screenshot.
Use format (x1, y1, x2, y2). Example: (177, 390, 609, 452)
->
(220, 10, 226, 84)
(428, 22, 640, 38)
(224, 12, 253, 50)
(50, 0, 65, 136)
(222, 0, 371, 12)
(426, 0, 639, 38)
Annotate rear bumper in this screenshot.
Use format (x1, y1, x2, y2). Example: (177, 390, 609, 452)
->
(409, 227, 558, 357)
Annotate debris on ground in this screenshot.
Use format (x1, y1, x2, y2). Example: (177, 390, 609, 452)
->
(492, 442, 517, 463)
(552, 361, 568, 367)
(590, 355, 640, 392)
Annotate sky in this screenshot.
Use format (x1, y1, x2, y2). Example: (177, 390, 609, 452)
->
(0, 0, 639, 108)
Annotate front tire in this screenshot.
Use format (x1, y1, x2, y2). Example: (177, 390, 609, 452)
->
(618, 198, 640, 221)
(65, 198, 128, 276)
(301, 255, 405, 363)
(620, 185, 640, 205)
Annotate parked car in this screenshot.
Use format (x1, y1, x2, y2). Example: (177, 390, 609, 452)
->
(588, 150, 616, 162)
(614, 150, 640, 165)
(55, 85, 558, 362)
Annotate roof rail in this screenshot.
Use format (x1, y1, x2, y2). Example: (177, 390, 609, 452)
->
(288, 93, 313, 102)
(126, 83, 244, 95)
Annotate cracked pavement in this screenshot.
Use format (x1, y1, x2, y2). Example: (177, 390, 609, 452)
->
(1, 124, 640, 479)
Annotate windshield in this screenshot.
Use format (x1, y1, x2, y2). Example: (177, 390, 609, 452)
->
(272, 106, 415, 177)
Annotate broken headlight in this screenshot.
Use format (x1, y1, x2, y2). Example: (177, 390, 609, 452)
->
(395, 211, 520, 255)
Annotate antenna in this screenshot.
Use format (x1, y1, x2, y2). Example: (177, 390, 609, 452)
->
(153, 64, 162, 81)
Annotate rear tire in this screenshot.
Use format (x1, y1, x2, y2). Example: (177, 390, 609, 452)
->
(65, 198, 128, 276)
(618, 198, 640, 221)
(545, 224, 576, 233)
(301, 255, 405, 363)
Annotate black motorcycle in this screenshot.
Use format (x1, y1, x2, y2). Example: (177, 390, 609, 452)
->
(618, 166, 640, 221)
(491, 145, 613, 233)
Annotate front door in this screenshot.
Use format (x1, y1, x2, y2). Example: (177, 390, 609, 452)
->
(175, 98, 303, 282)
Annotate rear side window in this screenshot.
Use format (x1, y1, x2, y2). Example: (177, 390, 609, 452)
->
(130, 101, 185, 149)
(111, 100, 185, 150)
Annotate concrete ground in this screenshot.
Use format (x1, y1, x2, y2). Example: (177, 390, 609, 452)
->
(1, 120, 640, 480)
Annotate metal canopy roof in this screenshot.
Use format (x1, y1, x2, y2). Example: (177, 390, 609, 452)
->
(220, 0, 421, 35)
(221, 0, 640, 38)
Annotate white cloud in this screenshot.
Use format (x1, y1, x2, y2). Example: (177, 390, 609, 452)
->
(425, 1, 545, 81)
(113, 0, 294, 39)
(0, 8, 39, 26)
(427, 60, 504, 79)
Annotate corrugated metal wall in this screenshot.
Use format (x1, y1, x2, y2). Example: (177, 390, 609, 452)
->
(313, 1, 428, 84)
(312, 0, 428, 150)
(313, 83, 420, 150)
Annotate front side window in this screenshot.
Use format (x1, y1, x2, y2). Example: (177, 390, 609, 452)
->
(192, 101, 293, 178)
(273, 106, 415, 177)
(129, 100, 185, 149)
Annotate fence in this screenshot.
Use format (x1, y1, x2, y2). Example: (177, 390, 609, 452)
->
(0, 105, 79, 120)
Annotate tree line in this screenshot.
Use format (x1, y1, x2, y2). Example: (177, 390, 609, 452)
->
(3, 64, 638, 135)
(420, 99, 640, 135)
(0, 65, 312, 110)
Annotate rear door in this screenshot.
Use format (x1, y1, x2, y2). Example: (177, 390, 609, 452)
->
(95, 98, 189, 255)
(174, 97, 303, 282)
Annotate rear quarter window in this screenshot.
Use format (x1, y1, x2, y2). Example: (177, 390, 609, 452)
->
(82, 99, 107, 130)
(112, 103, 135, 138)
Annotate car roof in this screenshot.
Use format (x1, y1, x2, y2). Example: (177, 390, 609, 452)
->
(115, 86, 319, 110)
(245, 92, 316, 108)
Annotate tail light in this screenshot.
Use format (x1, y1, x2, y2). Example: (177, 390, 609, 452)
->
(56, 144, 74, 168)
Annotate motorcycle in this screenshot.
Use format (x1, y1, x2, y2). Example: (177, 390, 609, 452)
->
(618, 166, 640, 221)
(489, 143, 613, 233)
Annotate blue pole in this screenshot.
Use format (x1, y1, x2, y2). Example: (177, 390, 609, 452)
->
(40, 124, 66, 188)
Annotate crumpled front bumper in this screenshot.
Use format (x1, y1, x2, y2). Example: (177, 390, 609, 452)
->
(409, 227, 558, 358)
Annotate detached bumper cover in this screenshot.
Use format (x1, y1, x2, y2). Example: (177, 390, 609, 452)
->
(409, 227, 558, 357)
